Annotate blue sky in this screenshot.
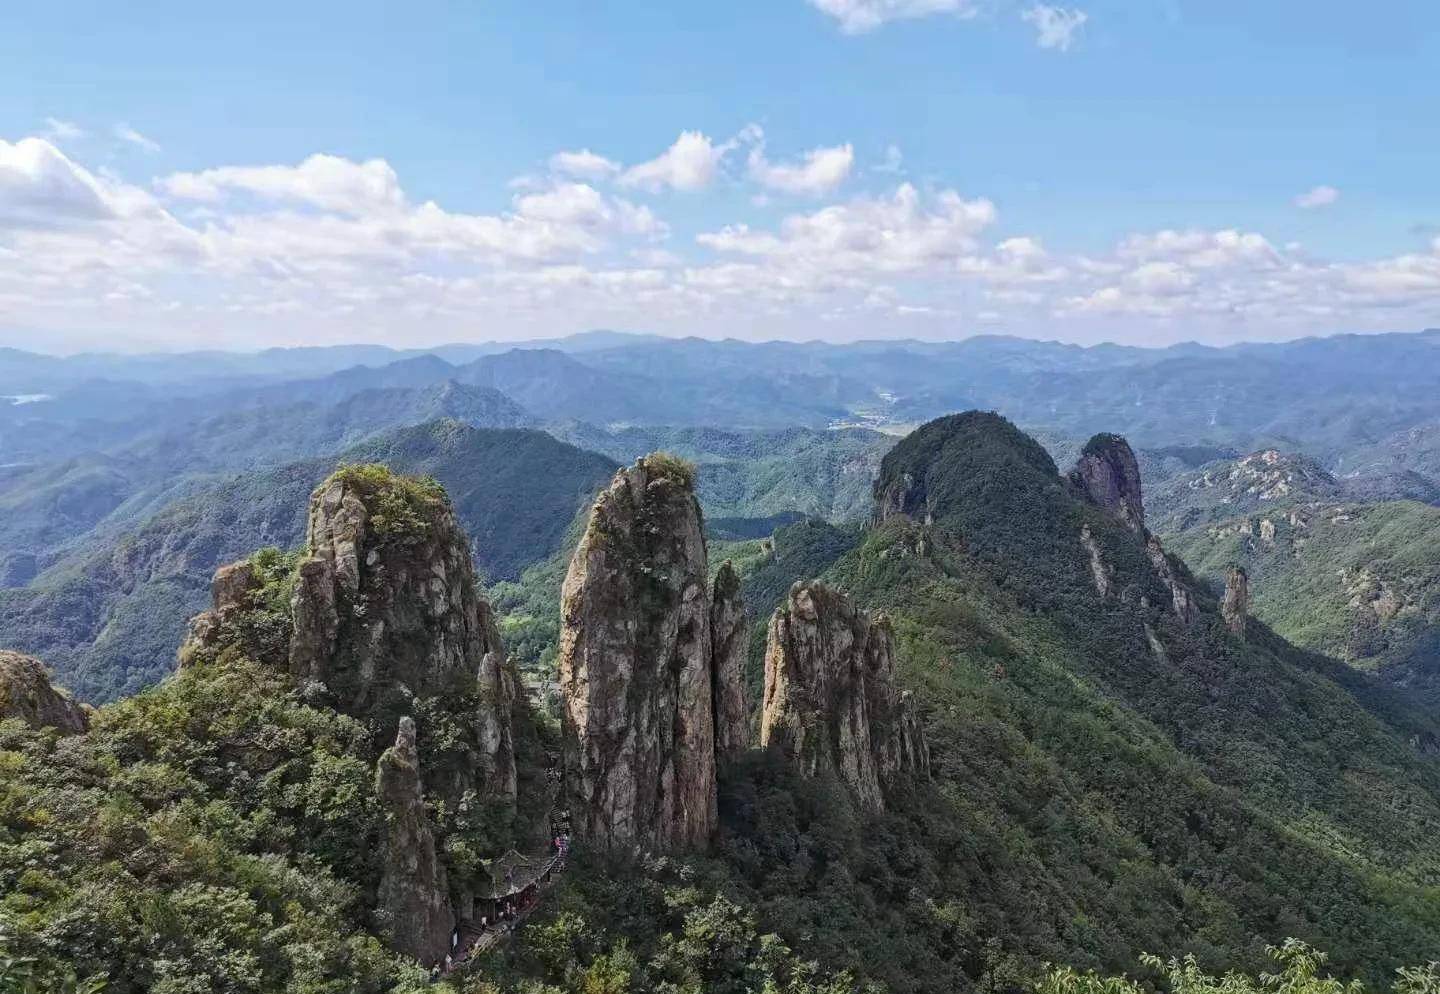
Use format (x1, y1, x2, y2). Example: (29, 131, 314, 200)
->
(2, 0, 1439, 351)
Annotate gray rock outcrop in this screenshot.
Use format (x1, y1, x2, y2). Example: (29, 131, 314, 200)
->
(376, 716, 454, 966)
(1223, 566, 1250, 637)
(558, 455, 718, 850)
(711, 561, 750, 757)
(1070, 434, 1146, 534)
(760, 581, 928, 812)
(289, 469, 516, 804)
(0, 650, 88, 734)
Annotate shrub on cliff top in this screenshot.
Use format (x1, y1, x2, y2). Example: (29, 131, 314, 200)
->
(328, 463, 450, 542)
(641, 451, 697, 491)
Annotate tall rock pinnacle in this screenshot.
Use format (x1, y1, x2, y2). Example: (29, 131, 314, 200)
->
(1070, 433, 1146, 534)
(558, 455, 719, 850)
(1223, 566, 1250, 637)
(711, 561, 750, 757)
(376, 716, 454, 965)
(289, 466, 517, 803)
(760, 581, 928, 812)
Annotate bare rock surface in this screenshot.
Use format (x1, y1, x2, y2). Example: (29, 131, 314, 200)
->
(1071, 433, 1146, 534)
(376, 716, 454, 965)
(558, 455, 718, 850)
(711, 561, 750, 757)
(760, 581, 927, 812)
(1223, 566, 1250, 636)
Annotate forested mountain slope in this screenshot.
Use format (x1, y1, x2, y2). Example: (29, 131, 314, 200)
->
(1151, 450, 1440, 707)
(4, 415, 1440, 994)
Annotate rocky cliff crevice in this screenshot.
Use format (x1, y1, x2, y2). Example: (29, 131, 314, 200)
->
(759, 581, 927, 812)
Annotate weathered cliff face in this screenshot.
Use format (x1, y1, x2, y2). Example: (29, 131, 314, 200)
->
(872, 470, 931, 526)
(1146, 537, 1198, 625)
(289, 469, 516, 803)
(0, 650, 88, 734)
(376, 716, 454, 965)
(559, 456, 718, 850)
(1223, 566, 1250, 636)
(1070, 434, 1146, 534)
(711, 561, 750, 757)
(760, 582, 927, 812)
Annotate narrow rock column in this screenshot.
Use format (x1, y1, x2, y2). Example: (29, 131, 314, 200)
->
(711, 561, 749, 757)
(558, 456, 718, 850)
(1223, 566, 1250, 637)
(376, 716, 454, 965)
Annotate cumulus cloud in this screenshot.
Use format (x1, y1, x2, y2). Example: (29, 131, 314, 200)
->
(114, 123, 161, 153)
(698, 183, 996, 276)
(0, 137, 141, 228)
(4, 129, 1439, 347)
(159, 154, 406, 215)
(807, 0, 979, 34)
(747, 141, 854, 195)
(1021, 5, 1088, 51)
(621, 131, 731, 192)
(549, 148, 622, 180)
(1294, 184, 1340, 209)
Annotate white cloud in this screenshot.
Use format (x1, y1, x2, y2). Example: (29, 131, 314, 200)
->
(159, 154, 406, 215)
(621, 131, 729, 192)
(42, 118, 84, 142)
(807, 0, 979, 34)
(747, 142, 854, 195)
(548, 148, 622, 180)
(114, 123, 161, 153)
(0, 137, 138, 228)
(698, 183, 996, 276)
(4, 129, 1439, 348)
(1021, 5, 1088, 51)
(1294, 184, 1340, 209)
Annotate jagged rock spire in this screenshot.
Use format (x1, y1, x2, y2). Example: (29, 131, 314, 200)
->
(711, 561, 750, 757)
(558, 455, 718, 850)
(1223, 566, 1250, 637)
(760, 581, 928, 812)
(376, 716, 454, 965)
(1070, 433, 1146, 534)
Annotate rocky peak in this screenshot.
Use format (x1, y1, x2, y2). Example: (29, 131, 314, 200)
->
(558, 454, 718, 850)
(375, 716, 453, 965)
(711, 561, 749, 757)
(0, 650, 88, 734)
(1070, 433, 1146, 533)
(288, 465, 516, 802)
(760, 581, 928, 812)
(1223, 566, 1250, 637)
